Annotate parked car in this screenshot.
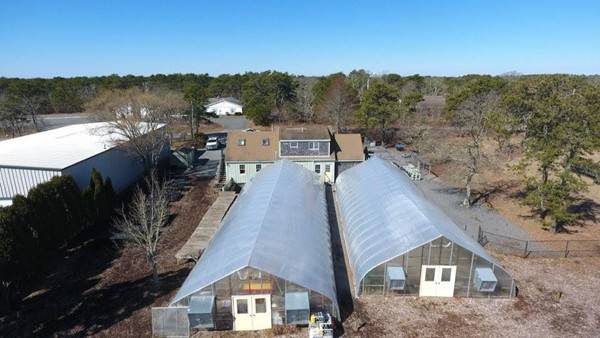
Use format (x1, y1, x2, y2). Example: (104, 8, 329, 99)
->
(395, 143, 406, 151)
(218, 136, 227, 146)
(206, 136, 219, 150)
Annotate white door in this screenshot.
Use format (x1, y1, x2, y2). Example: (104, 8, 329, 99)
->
(251, 294, 272, 330)
(232, 295, 253, 331)
(232, 294, 272, 331)
(419, 265, 456, 297)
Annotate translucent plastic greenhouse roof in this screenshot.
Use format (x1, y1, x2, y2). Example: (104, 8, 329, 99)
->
(336, 156, 499, 295)
(171, 160, 337, 307)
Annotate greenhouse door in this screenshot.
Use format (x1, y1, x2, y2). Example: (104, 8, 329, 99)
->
(419, 265, 456, 297)
(232, 294, 272, 331)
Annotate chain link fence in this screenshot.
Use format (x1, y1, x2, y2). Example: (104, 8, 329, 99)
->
(478, 227, 600, 258)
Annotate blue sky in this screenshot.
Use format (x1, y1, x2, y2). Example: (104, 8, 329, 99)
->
(1, 1, 599, 78)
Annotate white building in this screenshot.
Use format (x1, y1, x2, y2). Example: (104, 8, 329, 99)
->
(205, 97, 243, 116)
(225, 126, 364, 184)
(0, 122, 169, 207)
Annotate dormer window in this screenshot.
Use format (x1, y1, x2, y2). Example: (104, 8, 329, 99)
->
(262, 138, 270, 146)
(309, 141, 319, 150)
(290, 142, 298, 149)
(238, 138, 246, 146)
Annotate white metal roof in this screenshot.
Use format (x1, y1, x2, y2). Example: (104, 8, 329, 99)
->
(0, 122, 161, 170)
(170, 160, 338, 309)
(336, 156, 500, 295)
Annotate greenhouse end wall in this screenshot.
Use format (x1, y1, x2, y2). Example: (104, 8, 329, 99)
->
(359, 237, 515, 298)
(174, 267, 336, 330)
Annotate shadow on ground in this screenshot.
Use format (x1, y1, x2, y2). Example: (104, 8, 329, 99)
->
(569, 198, 600, 225)
(0, 227, 189, 337)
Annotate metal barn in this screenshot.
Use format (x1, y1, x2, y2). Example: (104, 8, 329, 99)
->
(0, 122, 168, 206)
(336, 157, 516, 298)
(165, 160, 338, 334)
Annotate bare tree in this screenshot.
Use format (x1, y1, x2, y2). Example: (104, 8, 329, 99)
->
(0, 94, 26, 137)
(113, 172, 171, 282)
(316, 77, 358, 132)
(86, 88, 182, 170)
(452, 91, 500, 206)
(348, 69, 371, 101)
(295, 77, 317, 122)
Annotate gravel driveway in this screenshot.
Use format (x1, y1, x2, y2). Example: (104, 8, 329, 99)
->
(371, 147, 530, 241)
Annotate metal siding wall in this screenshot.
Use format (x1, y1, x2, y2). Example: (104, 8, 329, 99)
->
(63, 147, 146, 193)
(0, 167, 62, 199)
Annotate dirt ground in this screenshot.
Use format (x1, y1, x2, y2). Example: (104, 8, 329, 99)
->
(0, 177, 218, 337)
(342, 254, 600, 338)
(426, 133, 600, 242)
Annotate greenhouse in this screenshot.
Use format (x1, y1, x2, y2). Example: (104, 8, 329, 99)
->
(168, 160, 338, 332)
(335, 157, 516, 298)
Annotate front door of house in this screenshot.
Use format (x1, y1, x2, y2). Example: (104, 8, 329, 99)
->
(419, 265, 457, 297)
(232, 294, 272, 331)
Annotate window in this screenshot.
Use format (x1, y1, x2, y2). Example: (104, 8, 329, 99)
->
(309, 141, 319, 150)
(389, 279, 405, 290)
(255, 298, 266, 313)
(236, 299, 248, 314)
(425, 268, 435, 282)
(441, 268, 452, 282)
(481, 281, 495, 290)
(325, 164, 331, 173)
(256, 164, 262, 172)
(315, 164, 321, 174)
(238, 138, 246, 146)
(289, 142, 298, 149)
(239, 164, 246, 174)
(262, 138, 270, 146)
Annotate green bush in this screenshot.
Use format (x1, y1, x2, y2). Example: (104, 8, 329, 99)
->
(0, 169, 117, 302)
(27, 176, 85, 250)
(0, 196, 40, 281)
(83, 168, 117, 227)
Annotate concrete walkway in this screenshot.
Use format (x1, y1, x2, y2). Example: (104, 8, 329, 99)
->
(175, 191, 237, 263)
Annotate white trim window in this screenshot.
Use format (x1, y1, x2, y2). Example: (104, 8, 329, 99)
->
(256, 164, 262, 172)
(239, 164, 246, 174)
(315, 164, 321, 174)
(325, 164, 331, 173)
(309, 141, 319, 151)
(289, 141, 299, 149)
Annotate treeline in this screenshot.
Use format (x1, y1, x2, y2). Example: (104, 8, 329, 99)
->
(1, 70, 599, 134)
(0, 70, 494, 133)
(444, 75, 600, 232)
(0, 169, 115, 312)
